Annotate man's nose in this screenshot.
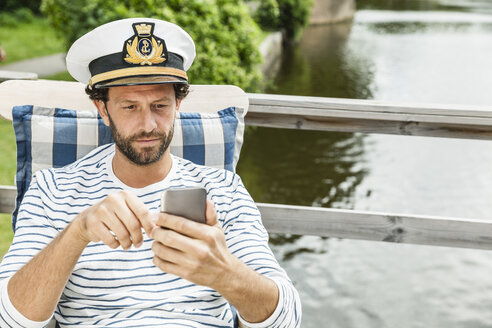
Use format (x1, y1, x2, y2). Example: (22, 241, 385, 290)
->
(140, 108, 157, 132)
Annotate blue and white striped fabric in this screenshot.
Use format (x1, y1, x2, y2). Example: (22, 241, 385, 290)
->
(12, 105, 244, 231)
(0, 147, 302, 327)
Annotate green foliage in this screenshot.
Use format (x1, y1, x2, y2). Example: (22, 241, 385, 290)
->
(41, 0, 263, 92)
(0, 8, 36, 27)
(0, 0, 42, 14)
(278, 0, 314, 40)
(254, 0, 280, 30)
(253, 0, 313, 40)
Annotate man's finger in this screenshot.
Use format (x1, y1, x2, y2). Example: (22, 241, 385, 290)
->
(100, 215, 132, 250)
(124, 191, 157, 236)
(113, 201, 144, 247)
(151, 240, 191, 267)
(93, 221, 121, 249)
(152, 227, 198, 254)
(205, 200, 217, 227)
(154, 212, 205, 239)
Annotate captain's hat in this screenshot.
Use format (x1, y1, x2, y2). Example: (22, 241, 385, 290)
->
(66, 18, 196, 88)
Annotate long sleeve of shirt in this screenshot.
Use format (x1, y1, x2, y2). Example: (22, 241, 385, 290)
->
(0, 176, 58, 327)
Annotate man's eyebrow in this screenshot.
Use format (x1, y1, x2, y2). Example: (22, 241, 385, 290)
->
(115, 96, 172, 103)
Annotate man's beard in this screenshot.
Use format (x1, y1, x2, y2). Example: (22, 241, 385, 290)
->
(107, 112, 174, 166)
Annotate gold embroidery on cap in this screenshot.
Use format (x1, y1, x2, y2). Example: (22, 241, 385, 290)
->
(124, 23, 166, 65)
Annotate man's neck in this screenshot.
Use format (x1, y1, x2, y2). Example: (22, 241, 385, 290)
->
(111, 150, 173, 188)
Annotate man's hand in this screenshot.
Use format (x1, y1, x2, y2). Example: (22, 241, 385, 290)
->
(151, 200, 280, 323)
(151, 200, 235, 288)
(73, 190, 156, 250)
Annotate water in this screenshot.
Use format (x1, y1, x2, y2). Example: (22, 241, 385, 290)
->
(236, 1, 492, 327)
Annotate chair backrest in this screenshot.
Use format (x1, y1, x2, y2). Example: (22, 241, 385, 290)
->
(1, 79, 249, 233)
(0, 79, 249, 121)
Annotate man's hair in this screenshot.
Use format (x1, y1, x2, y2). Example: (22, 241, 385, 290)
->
(85, 83, 190, 103)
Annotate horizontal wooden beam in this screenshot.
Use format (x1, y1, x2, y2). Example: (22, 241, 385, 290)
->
(257, 203, 492, 250)
(0, 70, 37, 83)
(0, 186, 16, 214)
(246, 93, 492, 140)
(2, 185, 492, 250)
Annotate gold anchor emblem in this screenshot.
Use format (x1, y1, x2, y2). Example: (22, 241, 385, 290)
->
(141, 40, 150, 54)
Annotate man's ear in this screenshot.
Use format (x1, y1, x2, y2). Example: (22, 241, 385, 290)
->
(93, 100, 110, 126)
(175, 98, 182, 113)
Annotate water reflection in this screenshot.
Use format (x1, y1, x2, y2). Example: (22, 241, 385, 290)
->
(268, 22, 375, 100)
(237, 127, 367, 258)
(238, 129, 367, 208)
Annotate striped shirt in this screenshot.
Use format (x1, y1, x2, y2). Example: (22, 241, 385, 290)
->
(0, 144, 301, 327)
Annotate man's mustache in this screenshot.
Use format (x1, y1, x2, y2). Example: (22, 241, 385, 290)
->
(128, 130, 166, 141)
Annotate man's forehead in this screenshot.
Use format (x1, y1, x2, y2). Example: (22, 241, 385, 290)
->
(108, 84, 175, 101)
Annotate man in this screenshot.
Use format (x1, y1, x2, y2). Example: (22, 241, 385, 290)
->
(0, 18, 301, 327)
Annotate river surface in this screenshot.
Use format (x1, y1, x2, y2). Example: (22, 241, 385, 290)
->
(236, 1, 492, 327)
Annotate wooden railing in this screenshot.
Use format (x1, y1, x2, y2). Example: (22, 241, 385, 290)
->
(246, 93, 492, 140)
(2, 93, 492, 249)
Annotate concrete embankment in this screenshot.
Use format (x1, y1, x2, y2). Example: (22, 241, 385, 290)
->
(310, 0, 356, 25)
(257, 0, 356, 80)
(259, 32, 283, 79)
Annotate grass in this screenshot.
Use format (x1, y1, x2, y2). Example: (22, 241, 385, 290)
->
(44, 70, 76, 81)
(0, 120, 16, 186)
(0, 17, 65, 66)
(0, 215, 13, 257)
(0, 119, 16, 258)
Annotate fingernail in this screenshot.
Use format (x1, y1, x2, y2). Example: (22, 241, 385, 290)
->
(150, 227, 158, 239)
(135, 241, 143, 248)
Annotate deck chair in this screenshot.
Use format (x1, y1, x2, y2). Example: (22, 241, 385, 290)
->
(0, 79, 249, 328)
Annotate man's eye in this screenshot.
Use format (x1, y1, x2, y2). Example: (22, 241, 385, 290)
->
(124, 105, 135, 110)
(153, 104, 168, 110)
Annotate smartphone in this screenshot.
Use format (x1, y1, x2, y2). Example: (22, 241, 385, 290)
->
(160, 187, 207, 224)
